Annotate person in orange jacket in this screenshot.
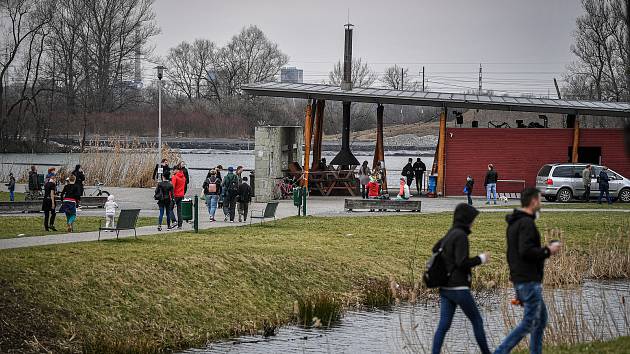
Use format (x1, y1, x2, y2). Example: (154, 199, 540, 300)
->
(171, 166, 186, 229)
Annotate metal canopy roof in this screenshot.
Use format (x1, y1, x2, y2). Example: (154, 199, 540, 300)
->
(241, 82, 630, 118)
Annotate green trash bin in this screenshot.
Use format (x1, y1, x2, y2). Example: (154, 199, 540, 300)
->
(181, 198, 193, 221)
(293, 187, 302, 207)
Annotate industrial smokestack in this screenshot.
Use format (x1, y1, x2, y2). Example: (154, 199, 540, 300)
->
(331, 23, 359, 167)
(341, 23, 353, 91)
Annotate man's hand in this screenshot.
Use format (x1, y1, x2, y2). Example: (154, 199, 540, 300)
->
(479, 252, 491, 264)
(548, 242, 561, 255)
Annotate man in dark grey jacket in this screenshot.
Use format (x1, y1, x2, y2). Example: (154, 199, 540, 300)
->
(431, 203, 490, 354)
(597, 167, 612, 204)
(495, 188, 561, 354)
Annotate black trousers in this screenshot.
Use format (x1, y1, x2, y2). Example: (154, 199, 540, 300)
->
(174, 197, 183, 227)
(227, 194, 237, 221)
(406, 176, 413, 187)
(583, 184, 590, 201)
(44, 209, 56, 229)
(360, 184, 368, 199)
(415, 173, 424, 192)
(239, 202, 249, 221)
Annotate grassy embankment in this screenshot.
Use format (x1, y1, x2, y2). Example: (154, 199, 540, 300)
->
(0, 216, 155, 240)
(541, 202, 630, 210)
(0, 191, 25, 201)
(517, 336, 630, 354)
(0, 211, 628, 352)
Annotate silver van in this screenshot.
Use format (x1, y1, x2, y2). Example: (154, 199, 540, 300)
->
(536, 163, 630, 203)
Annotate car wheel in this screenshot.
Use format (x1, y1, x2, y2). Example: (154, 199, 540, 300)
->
(556, 188, 573, 203)
(544, 196, 557, 202)
(619, 188, 630, 203)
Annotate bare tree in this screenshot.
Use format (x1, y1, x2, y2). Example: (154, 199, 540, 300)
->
(382, 64, 417, 90)
(165, 39, 216, 102)
(212, 25, 288, 98)
(0, 0, 54, 147)
(564, 0, 628, 101)
(328, 57, 376, 88)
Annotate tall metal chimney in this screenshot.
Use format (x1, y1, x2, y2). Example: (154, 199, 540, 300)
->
(341, 23, 353, 91)
(330, 23, 359, 167)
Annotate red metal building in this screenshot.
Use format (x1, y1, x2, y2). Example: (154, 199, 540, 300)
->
(444, 128, 629, 196)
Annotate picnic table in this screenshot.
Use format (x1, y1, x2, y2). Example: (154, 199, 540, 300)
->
(309, 168, 358, 196)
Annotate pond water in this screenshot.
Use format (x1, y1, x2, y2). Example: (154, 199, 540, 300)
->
(0, 150, 434, 191)
(182, 280, 630, 354)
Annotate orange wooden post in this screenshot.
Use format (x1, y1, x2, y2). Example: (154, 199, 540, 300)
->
(571, 117, 580, 163)
(311, 100, 325, 170)
(436, 109, 447, 196)
(303, 101, 314, 187)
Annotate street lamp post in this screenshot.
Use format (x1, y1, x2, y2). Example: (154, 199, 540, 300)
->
(155, 66, 166, 177)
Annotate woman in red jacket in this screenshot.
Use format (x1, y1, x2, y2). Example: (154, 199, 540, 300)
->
(171, 167, 186, 229)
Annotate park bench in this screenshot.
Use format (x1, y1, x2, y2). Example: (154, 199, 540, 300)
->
(249, 201, 279, 225)
(98, 209, 141, 240)
(344, 198, 422, 212)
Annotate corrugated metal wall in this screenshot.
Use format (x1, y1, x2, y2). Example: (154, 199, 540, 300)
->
(444, 128, 629, 196)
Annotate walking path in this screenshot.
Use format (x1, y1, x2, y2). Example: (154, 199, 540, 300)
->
(0, 185, 627, 250)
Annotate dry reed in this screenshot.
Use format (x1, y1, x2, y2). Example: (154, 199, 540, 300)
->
(79, 137, 181, 188)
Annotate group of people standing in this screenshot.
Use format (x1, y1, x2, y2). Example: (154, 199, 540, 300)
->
(21, 164, 87, 232)
(153, 159, 189, 230)
(431, 188, 561, 354)
(153, 160, 253, 229)
(581, 164, 613, 204)
(357, 158, 427, 200)
(463, 164, 499, 206)
(201, 165, 251, 223)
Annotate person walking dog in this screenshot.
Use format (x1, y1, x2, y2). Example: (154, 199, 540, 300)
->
(431, 203, 491, 354)
(484, 164, 498, 205)
(494, 188, 561, 354)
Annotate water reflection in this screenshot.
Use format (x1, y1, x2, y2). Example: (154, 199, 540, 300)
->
(183, 280, 629, 354)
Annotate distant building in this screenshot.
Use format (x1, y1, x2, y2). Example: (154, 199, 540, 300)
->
(281, 67, 303, 83)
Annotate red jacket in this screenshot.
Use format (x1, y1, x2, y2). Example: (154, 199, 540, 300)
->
(172, 171, 186, 198)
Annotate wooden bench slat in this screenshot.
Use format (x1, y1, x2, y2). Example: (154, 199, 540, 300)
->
(344, 199, 421, 212)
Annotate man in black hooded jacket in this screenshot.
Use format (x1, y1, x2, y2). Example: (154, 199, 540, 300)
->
(495, 188, 561, 354)
(431, 203, 490, 354)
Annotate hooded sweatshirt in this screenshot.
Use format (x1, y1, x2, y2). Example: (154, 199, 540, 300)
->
(105, 195, 118, 216)
(172, 170, 186, 198)
(432, 204, 483, 288)
(505, 209, 550, 283)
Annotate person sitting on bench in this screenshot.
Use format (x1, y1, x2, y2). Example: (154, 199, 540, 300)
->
(396, 177, 410, 200)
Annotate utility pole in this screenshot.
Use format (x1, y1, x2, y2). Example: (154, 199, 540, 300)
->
(553, 78, 562, 99)
(422, 66, 425, 91)
(478, 64, 482, 94)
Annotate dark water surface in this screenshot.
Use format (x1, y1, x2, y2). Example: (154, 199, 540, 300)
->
(182, 280, 630, 354)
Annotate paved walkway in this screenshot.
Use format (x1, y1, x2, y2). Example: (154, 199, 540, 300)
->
(0, 185, 627, 250)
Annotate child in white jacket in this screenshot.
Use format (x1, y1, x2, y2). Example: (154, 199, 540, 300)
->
(104, 195, 119, 228)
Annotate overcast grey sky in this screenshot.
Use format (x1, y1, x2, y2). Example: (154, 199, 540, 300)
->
(151, 0, 583, 96)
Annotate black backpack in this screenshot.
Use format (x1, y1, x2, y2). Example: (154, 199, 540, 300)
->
(154, 185, 164, 201)
(227, 175, 239, 194)
(422, 239, 451, 288)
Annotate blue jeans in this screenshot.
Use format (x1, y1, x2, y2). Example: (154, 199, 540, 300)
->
(598, 187, 611, 204)
(9, 190, 14, 201)
(486, 183, 497, 202)
(433, 288, 490, 354)
(206, 195, 218, 219)
(494, 282, 548, 354)
(467, 191, 473, 205)
(158, 204, 171, 226)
